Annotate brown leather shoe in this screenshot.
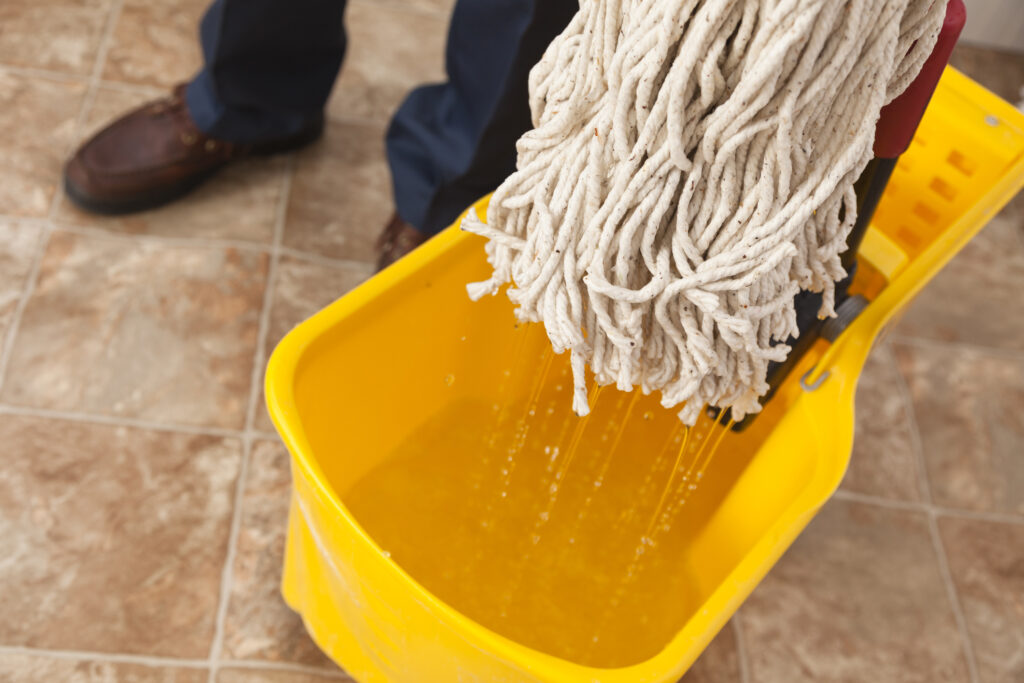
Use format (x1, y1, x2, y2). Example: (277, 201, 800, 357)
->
(376, 213, 428, 271)
(64, 84, 324, 215)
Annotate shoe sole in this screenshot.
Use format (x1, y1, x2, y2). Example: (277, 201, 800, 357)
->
(63, 118, 325, 216)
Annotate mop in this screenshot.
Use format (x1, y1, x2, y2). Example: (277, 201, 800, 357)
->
(462, 0, 946, 424)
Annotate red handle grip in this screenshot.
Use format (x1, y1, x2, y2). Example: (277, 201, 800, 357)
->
(873, 0, 966, 158)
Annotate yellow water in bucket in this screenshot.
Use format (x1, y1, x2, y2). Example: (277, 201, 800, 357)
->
(346, 361, 732, 668)
(268, 68, 1024, 682)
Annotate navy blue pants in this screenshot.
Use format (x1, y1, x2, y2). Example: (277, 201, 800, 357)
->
(185, 0, 577, 236)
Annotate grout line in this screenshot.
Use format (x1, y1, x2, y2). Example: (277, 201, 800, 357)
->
(52, 0, 127, 212)
(0, 645, 208, 670)
(206, 435, 252, 683)
(933, 506, 1024, 526)
(242, 156, 294, 435)
(731, 616, 752, 683)
(0, 64, 86, 83)
(52, 221, 274, 255)
(217, 660, 350, 678)
(0, 229, 49, 396)
(832, 489, 923, 512)
(0, 645, 347, 678)
(277, 246, 375, 273)
(250, 429, 282, 442)
(86, 0, 124, 87)
(833, 490, 1024, 525)
(893, 342, 982, 683)
(889, 334, 1024, 364)
(927, 514, 982, 683)
(0, 215, 50, 230)
(0, 213, 376, 275)
(0, 404, 243, 439)
(884, 342, 935, 503)
(208, 157, 295, 683)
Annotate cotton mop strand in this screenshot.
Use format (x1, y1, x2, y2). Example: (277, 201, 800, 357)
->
(462, 0, 945, 425)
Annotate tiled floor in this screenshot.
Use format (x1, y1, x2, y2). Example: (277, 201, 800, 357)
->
(0, 1, 1022, 680)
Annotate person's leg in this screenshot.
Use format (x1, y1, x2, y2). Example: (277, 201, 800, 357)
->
(385, 0, 578, 237)
(186, 0, 347, 144)
(65, 0, 346, 214)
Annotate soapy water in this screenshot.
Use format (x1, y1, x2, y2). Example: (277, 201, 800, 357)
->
(344, 344, 735, 668)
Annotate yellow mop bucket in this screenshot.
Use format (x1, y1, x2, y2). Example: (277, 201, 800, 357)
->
(266, 68, 1024, 683)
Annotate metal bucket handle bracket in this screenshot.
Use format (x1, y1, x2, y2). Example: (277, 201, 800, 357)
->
(800, 294, 870, 392)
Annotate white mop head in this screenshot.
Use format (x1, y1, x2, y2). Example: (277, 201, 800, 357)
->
(464, 0, 945, 424)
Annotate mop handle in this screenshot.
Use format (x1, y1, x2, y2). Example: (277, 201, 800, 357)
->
(873, 0, 966, 159)
(842, 0, 966, 271)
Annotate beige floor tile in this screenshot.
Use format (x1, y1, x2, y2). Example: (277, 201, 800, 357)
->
(938, 516, 1024, 683)
(222, 440, 337, 669)
(0, 414, 241, 657)
(283, 120, 391, 264)
(102, 0, 206, 88)
(329, 2, 446, 123)
(894, 214, 1024, 353)
(842, 345, 923, 501)
(0, 69, 87, 217)
(950, 45, 1024, 105)
(364, 0, 455, 17)
(894, 341, 1024, 515)
(679, 622, 741, 682)
(1, 232, 267, 429)
(254, 256, 371, 432)
(217, 669, 351, 683)
(0, 220, 42, 343)
(54, 86, 287, 243)
(0, 653, 207, 683)
(739, 499, 969, 683)
(0, 0, 114, 76)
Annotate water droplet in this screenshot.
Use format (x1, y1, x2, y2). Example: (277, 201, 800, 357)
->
(444, 374, 455, 386)
(546, 406, 555, 415)
(500, 491, 508, 498)
(555, 384, 563, 392)
(592, 635, 600, 643)
(643, 411, 654, 420)
(460, 335, 467, 341)
(549, 483, 559, 494)
(695, 471, 704, 480)
(530, 534, 541, 545)
(568, 537, 576, 544)
(688, 483, 697, 491)
(539, 511, 550, 522)
(503, 369, 511, 378)
(381, 551, 391, 559)
(544, 446, 551, 455)
(593, 480, 602, 488)
(501, 468, 509, 476)
(528, 408, 536, 416)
